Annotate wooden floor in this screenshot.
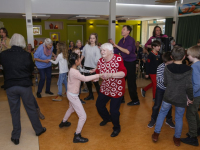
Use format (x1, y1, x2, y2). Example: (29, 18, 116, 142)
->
(37, 89, 200, 150)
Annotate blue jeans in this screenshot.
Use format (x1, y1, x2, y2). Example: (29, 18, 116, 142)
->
(37, 66, 52, 93)
(57, 73, 67, 96)
(154, 101, 185, 138)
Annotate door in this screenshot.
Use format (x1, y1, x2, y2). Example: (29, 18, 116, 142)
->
(96, 25, 108, 44)
(67, 25, 83, 46)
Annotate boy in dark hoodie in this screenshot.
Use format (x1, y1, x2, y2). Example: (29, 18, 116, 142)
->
(151, 46, 193, 147)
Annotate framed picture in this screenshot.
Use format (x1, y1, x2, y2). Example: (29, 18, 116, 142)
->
(179, 1, 200, 16)
(33, 25, 42, 35)
(50, 32, 60, 41)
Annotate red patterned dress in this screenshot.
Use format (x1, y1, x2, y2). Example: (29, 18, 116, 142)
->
(96, 54, 127, 98)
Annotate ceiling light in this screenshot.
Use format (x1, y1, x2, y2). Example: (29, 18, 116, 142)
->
(76, 15, 100, 18)
(22, 14, 50, 17)
(116, 3, 175, 7)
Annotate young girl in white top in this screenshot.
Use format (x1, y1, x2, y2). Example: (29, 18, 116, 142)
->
(50, 43, 68, 101)
(59, 52, 101, 143)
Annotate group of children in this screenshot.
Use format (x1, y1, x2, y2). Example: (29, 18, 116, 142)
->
(141, 40, 200, 146)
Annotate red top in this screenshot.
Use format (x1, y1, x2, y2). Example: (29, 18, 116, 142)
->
(96, 54, 127, 98)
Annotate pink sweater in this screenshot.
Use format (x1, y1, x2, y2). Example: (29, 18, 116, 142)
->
(67, 68, 99, 94)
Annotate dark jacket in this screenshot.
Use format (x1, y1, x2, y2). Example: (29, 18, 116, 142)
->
(0, 46, 34, 89)
(163, 63, 193, 107)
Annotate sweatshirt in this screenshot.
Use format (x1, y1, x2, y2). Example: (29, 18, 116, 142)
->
(163, 63, 193, 107)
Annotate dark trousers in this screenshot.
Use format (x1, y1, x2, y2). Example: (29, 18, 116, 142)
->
(96, 92, 122, 130)
(186, 96, 200, 137)
(151, 87, 172, 121)
(123, 61, 139, 102)
(34, 98, 39, 108)
(84, 67, 100, 95)
(6, 86, 43, 139)
(37, 66, 52, 93)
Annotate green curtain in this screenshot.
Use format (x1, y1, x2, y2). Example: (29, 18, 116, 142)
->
(165, 18, 173, 37)
(176, 15, 200, 48)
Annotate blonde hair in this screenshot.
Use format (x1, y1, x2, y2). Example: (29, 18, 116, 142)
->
(57, 42, 68, 60)
(10, 33, 26, 48)
(187, 45, 200, 59)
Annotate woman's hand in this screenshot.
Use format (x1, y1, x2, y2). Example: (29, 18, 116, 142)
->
(145, 75, 149, 78)
(43, 59, 50, 63)
(90, 69, 96, 74)
(101, 73, 112, 80)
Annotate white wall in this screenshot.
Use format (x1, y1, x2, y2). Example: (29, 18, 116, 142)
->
(32, 1, 109, 15)
(0, 0, 25, 13)
(116, 4, 175, 17)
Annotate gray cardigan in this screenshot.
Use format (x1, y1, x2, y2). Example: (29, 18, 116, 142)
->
(163, 65, 193, 108)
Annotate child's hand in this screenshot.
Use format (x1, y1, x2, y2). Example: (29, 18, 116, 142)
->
(187, 97, 193, 106)
(90, 69, 96, 74)
(145, 75, 149, 78)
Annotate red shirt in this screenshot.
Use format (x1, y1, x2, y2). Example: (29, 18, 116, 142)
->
(96, 54, 127, 98)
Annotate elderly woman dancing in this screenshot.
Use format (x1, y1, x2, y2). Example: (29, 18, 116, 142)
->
(0, 33, 46, 145)
(96, 43, 127, 137)
(34, 38, 55, 98)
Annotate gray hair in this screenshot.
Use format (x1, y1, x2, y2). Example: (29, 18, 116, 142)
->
(76, 40, 82, 46)
(100, 43, 114, 53)
(43, 38, 52, 46)
(9, 33, 26, 48)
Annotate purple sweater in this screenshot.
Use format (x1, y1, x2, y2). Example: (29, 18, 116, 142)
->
(114, 35, 137, 62)
(145, 35, 168, 48)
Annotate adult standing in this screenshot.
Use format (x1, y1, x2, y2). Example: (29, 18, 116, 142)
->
(145, 26, 168, 49)
(34, 38, 55, 98)
(76, 40, 85, 66)
(68, 41, 75, 56)
(96, 43, 127, 137)
(110, 25, 140, 106)
(0, 33, 46, 145)
(0, 27, 11, 89)
(0, 27, 11, 52)
(81, 33, 101, 100)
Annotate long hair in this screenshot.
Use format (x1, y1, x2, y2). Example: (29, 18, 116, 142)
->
(88, 33, 98, 45)
(152, 26, 163, 37)
(57, 42, 68, 60)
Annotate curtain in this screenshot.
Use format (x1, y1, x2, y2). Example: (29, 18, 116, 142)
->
(176, 15, 200, 48)
(165, 18, 173, 37)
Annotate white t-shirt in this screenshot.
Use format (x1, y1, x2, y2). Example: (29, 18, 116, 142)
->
(82, 44, 101, 69)
(50, 53, 68, 74)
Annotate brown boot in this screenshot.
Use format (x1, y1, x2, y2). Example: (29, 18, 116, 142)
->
(173, 136, 180, 146)
(37, 108, 45, 120)
(152, 132, 159, 142)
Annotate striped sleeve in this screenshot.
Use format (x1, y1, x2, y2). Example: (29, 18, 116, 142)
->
(156, 63, 165, 90)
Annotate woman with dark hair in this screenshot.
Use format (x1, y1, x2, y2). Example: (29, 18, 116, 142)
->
(0, 27, 11, 52)
(68, 41, 75, 56)
(80, 33, 101, 100)
(145, 26, 168, 49)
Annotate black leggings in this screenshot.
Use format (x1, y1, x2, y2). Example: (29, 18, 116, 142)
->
(84, 66, 100, 95)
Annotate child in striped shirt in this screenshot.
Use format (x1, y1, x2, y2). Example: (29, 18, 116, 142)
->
(148, 52, 174, 128)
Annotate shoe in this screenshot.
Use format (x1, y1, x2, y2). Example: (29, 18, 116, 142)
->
(36, 127, 46, 136)
(84, 94, 94, 100)
(141, 88, 146, 97)
(127, 101, 140, 106)
(165, 119, 175, 128)
(73, 133, 88, 143)
(37, 92, 41, 98)
(52, 95, 62, 101)
(152, 132, 159, 142)
(111, 129, 121, 137)
(148, 119, 156, 128)
(121, 99, 125, 103)
(173, 136, 181, 146)
(59, 121, 71, 128)
(82, 89, 88, 92)
(181, 136, 199, 146)
(80, 99, 86, 104)
(198, 128, 200, 136)
(11, 138, 19, 145)
(100, 120, 111, 126)
(45, 91, 54, 95)
(37, 108, 45, 120)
